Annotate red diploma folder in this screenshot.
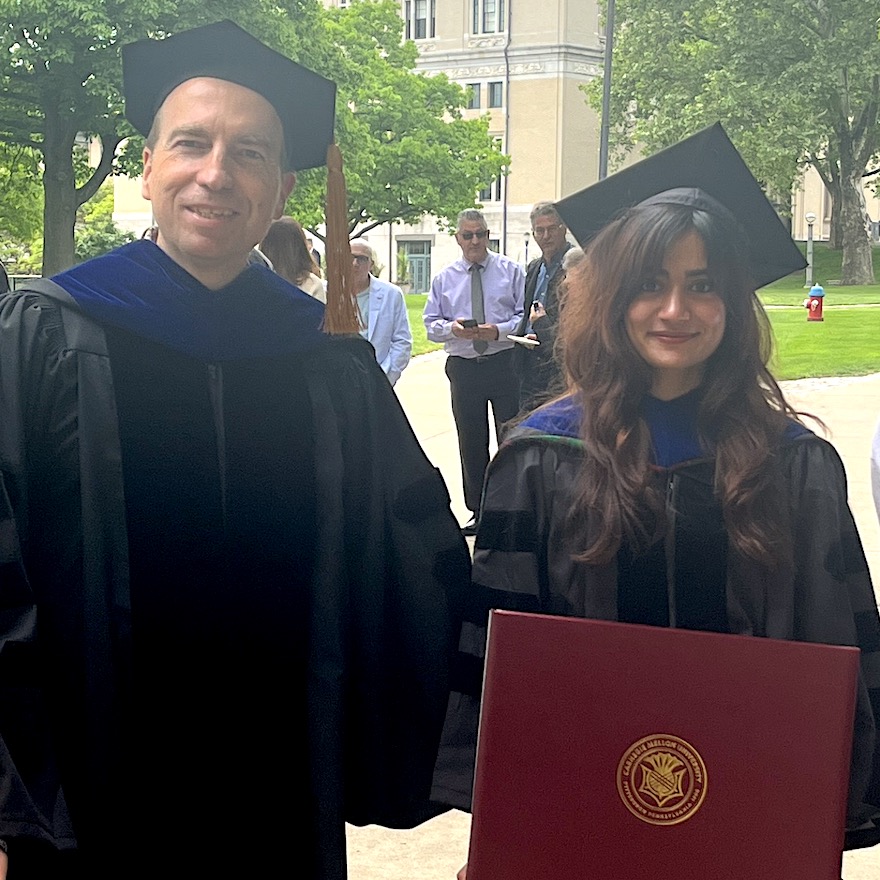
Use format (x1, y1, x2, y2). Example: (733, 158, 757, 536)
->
(468, 610, 860, 880)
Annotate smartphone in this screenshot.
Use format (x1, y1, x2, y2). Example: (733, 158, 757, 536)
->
(460, 318, 478, 328)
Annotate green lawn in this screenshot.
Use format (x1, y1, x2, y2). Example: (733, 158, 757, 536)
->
(761, 242, 880, 378)
(406, 244, 880, 378)
(407, 294, 444, 357)
(767, 306, 880, 379)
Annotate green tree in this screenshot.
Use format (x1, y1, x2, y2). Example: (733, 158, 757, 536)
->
(289, 0, 508, 239)
(591, 0, 880, 284)
(0, 1, 316, 276)
(74, 181, 135, 262)
(0, 143, 43, 243)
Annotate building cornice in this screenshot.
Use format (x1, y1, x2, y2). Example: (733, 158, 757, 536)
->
(414, 43, 602, 82)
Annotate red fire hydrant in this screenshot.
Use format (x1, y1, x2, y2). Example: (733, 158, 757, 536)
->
(805, 283, 825, 322)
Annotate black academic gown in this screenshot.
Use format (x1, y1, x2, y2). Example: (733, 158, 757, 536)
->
(0, 248, 470, 878)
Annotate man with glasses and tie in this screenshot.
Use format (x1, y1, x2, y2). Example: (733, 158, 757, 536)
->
(424, 209, 524, 535)
(512, 201, 573, 410)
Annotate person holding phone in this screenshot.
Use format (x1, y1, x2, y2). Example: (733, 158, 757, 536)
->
(423, 210, 525, 535)
(511, 202, 576, 410)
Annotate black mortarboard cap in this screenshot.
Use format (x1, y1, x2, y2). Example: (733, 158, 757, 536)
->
(555, 123, 806, 288)
(122, 20, 336, 171)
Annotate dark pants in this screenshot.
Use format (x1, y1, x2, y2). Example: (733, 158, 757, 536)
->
(513, 341, 564, 412)
(445, 348, 519, 514)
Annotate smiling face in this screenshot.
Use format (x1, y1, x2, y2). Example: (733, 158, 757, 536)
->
(142, 77, 296, 289)
(625, 230, 726, 400)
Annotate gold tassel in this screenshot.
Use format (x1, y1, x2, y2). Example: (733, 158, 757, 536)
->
(322, 143, 361, 334)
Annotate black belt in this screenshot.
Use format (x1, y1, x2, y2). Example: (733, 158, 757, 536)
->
(451, 349, 512, 364)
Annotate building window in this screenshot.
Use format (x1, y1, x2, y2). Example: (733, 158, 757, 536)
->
(488, 81, 503, 108)
(466, 83, 481, 110)
(473, 0, 505, 35)
(479, 176, 503, 203)
(399, 240, 432, 293)
(404, 0, 435, 40)
(479, 136, 504, 203)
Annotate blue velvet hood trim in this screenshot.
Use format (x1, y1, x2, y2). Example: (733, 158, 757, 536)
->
(53, 240, 328, 361)
(521, 392, 812, 467)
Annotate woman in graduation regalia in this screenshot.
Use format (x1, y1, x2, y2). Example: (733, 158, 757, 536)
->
(433, 125, 880, 860)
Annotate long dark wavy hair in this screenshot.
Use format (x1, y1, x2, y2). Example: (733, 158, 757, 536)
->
(558, 200, 804, 568)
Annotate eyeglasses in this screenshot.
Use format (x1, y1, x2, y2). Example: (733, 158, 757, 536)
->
(532, 224, 563, 238)
(458, 229, 489, 241)
(352, 254, 371, 265)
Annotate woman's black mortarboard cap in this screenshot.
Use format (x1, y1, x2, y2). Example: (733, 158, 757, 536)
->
(122, 20, 336, 172)
(554, 123, 807, 289)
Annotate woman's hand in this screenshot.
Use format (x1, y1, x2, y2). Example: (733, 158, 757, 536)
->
(457, 863, 468, 880)
(0, 848, 8, 880)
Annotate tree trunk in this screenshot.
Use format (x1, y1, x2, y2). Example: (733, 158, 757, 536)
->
(838, 172, 875, 285)
(827, 178, 843, 249)
(41, 102, 79, 276)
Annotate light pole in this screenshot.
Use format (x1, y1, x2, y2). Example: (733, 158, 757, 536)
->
(804, 211, 816, 288)
(523, 230, 530, 266)
(598, 0, 616, 180)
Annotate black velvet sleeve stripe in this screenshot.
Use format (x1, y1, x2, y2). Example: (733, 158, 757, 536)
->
(845, 824, 880, 851)
(449, 653, 486, 697)
(450, 584, 543, 695)
(475, 508, 540, 553)
(856, 609, 880, 653)
(839, 528, 871, 576)
(459, 582, 541, 626)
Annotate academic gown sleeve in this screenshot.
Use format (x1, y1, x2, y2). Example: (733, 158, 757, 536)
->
(779, 436, 880, 849)
(432, 434, 593, 810)
(0, 289, 77, 851)
(301, 337, 472, 836)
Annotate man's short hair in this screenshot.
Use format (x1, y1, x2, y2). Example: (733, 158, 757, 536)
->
(456, 209, 487, 231)
(349, 238, 375, 265)
(530, 201, 564, 227)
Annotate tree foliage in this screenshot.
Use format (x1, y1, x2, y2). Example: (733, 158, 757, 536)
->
(288, 0, 507, 239)
(590, 0, 880, 284)
(74, 181, 135, 262)
(0, 142, 42, 242)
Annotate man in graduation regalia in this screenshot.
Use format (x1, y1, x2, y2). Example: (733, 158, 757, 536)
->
(0, 20, 469, 880)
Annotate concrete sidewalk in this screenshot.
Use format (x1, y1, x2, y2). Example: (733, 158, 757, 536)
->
(347, 354, 880, 880)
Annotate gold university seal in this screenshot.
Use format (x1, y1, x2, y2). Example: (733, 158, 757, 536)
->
(616, 734, 707, 826)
